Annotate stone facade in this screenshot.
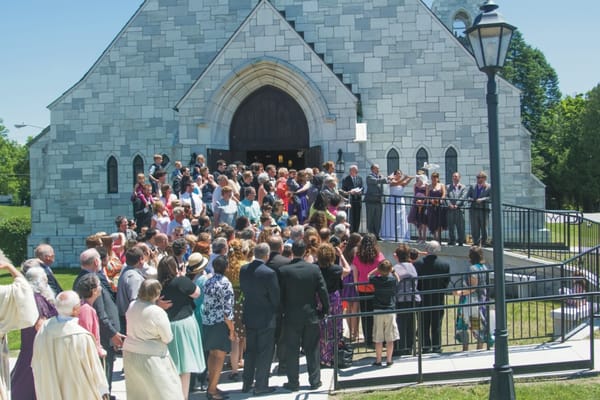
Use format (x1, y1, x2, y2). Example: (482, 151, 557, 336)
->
(29, 0, 545, 265)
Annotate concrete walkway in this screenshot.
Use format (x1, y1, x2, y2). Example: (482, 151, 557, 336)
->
(11, 337, 598, 399)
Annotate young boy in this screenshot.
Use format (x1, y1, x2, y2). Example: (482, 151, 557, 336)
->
(368, 259, 400, 367)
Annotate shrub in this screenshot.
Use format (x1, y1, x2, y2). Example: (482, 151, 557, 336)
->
(0, 216, 31, 265)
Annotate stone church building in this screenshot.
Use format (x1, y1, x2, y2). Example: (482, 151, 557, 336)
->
(28, 0, 544, 264)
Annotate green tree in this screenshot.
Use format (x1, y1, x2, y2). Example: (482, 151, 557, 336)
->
(500, 31, 562, 183)
(537, 95, 586, 208)
(0, 119, 30, 205)
(501, 31, 562, 135)
(570, 84, 600, 210)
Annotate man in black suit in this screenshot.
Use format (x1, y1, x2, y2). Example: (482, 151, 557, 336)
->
(467, 171, 492, 246)
(365, 164, 390, 239)
(266, 235, 291, 375)
(415, 241, 450, 353)
(239, 243, 280, 395)
(73, 248, 125, 398)
(279, 241, 329, 391)
(340, 164, 364, 233)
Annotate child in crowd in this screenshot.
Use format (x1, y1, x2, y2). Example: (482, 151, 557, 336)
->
(368, 259, 399, 367)
(131, 173, 146, 202)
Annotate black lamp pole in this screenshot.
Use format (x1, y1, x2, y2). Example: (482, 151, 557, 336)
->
(466, 2, 516, 399)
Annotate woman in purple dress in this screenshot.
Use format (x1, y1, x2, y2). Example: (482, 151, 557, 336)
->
(11, 266, 58, 400)
(408, 174, 429, 243)
(317, 243, 351, 367)
(287, 170, 311, 224)
(426, 172, 447, 242)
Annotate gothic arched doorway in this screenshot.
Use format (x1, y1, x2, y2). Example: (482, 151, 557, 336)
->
(228, 85, 317, 169)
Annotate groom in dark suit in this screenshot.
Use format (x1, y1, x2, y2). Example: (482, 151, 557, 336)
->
(467, 171, 492, 246)
(365, 164, 390, 239)
(279, 240, 329, 391)
(240, 243, 280, 395)
(341, 164, 364, 233)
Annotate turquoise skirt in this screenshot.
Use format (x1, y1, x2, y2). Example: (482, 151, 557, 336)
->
(167, 314, 206, 374)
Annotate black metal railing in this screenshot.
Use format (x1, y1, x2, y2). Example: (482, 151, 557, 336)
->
(376, 194, 600, 262)
(332, 251, 600, 388)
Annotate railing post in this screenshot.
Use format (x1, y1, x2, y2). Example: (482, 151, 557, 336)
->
(527, 208, 531, 259)
(333, 313, 339, 390)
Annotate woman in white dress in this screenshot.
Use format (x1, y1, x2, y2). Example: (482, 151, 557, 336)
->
(381, 170, 413, 241)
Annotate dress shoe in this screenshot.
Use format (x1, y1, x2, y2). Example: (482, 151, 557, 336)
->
(253, 387, 276, 396)
(310, 381, 323, 390)
(241, 382, 252, 393)
(190, 383, 205, 392)
(274, 366, 287, 376)
(283, 382, 299, 392)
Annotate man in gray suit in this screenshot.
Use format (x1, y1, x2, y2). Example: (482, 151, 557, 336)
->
(365, 164, 390, 239)
(73, 248, 124, 398)
(467, 171, 492, 246)
(446, 172, 468, 246)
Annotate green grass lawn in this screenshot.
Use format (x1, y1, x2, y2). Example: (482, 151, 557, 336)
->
(0, 268, 79, 353)
(334, 375, 600, 400)
(0, 204, 30, 219)
(547, 221, 599, 248)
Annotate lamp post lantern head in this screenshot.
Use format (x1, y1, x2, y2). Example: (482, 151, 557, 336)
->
(335, 149, 345, 175)
(466, 1, 516, 74)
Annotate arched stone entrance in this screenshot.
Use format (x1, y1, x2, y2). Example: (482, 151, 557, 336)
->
(230, 85, 310, 168)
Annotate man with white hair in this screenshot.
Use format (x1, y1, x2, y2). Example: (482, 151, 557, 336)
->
(285, 224, 304, 247)
(73, 248, 123, 397)
(32, 290, 109, 399)
(341, 164, 363, 233)
(414, 241, 450, 354)
(34, 243, 63, 295)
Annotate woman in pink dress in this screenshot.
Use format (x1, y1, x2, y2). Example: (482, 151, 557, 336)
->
(352, 233, 386, 346)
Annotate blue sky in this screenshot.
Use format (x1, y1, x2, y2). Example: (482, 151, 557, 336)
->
(1, 0, 598, 144)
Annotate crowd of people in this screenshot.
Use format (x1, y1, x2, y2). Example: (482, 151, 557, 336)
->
(0, 154, 494, 400)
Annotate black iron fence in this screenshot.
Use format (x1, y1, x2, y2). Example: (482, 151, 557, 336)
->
(332, 250, 600, 389)
(377, 194, 600, 262)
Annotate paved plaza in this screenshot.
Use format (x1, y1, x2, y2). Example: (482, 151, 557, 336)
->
(11, 336, 598, 399)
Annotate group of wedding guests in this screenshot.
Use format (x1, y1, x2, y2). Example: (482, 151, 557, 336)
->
(1, 228, 492, 400)
(377, 168, 492, 247)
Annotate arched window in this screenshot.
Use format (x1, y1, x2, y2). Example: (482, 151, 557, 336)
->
(445, 147, 458, 184)
(452, 11, 470, 38)
(416, 148, 429, 176)
(133, 155, 144, 185)
(107, 156, 118, 193)
(386, 148, 399, 175)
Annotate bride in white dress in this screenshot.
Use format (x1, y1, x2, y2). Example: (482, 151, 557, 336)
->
(381, 170, 413, 241)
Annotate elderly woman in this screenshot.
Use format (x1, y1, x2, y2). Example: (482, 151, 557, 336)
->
(158, 256, 205, 400)
(10, 266, 57, 400)
(74, 273, 106, 357)
(123, 279, 183, 400)
(202, 255, 236, 400)
(392, 243, 420, 356)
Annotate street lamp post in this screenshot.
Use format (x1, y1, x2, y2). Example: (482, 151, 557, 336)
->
(14, 123, 45, 130)
(466, 1, 516, 399)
